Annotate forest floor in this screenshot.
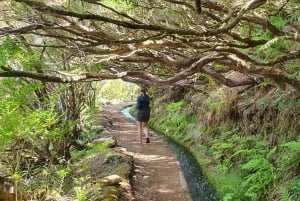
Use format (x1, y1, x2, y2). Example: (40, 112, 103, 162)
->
(97, 102, 192, 201)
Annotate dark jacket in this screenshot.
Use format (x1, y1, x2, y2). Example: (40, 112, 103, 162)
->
(136, 94, 150, 113)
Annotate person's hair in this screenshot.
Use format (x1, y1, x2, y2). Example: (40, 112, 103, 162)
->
(140, 87, 147, 94)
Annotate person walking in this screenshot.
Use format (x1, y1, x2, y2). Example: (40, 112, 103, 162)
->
(136, 87, 150, 144)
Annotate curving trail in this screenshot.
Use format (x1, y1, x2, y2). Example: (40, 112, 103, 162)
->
(99, 102, 192, 201)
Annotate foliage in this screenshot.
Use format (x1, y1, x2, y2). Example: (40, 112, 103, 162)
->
(71, 142, 108, 161)
(289, 177, 300, 200)
(73, 176, 91, 201)
(159, 101, 195, 136)
(205, 89, 231, 115)
(241, 157, 275, 200)
(269, 16, 287, 29)
(0, 0, 299, 200)
(286, 60, 300, 79)
(151, 84, 300, 201)
(0, 39, 100, 199)
(256, 36, 292, 61)
(0, 77, 79, 199)
(0, 37, 44, 70)
(97, 79, 139, 102)
(277, 141, 300, 172)
(0, 0, 299, 92)
(0, 79, 60, 150)
(166, 100, 185, 112)
(279, 187, 294, 201)
(102, 0, 133, 11)
(55, 165, 72, 193)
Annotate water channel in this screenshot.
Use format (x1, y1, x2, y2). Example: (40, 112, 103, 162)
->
(121, 106, 219, 201)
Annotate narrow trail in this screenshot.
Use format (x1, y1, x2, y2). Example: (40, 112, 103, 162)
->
(99, 102, 192, 201)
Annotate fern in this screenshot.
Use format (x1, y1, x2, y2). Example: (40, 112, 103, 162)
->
(290, 177, 300, 199)
(242, 157, 275, 200)
(242, 158, 263, 171)
(279, 187, 293, 201)
(272, 89, 300, 111)
(269, 16, 287, 29)
(278, 141, 300, 171)
(158, 101, 195, 137)
(252, 29, 272, 41)
(166, 101, 185, 112)
(281, 141, 300, 151)
(211, 142, 235, 160)
(223, 192, 242, 201)
(256, 36, 292, 61)
(232, 148, 265, 160)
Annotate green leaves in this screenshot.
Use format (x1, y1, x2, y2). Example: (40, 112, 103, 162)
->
(163, 101, 195, 136)
(150, 100, 195, 139)
(205, 89, 227, 114)
(56, 166, 72, 179)
(252, 29, 272, 41)
(102, 0, 133, 12)
(286, 61, 300, 79)
(256, 36, 292, 61)
(269, 16, 287, 29)
(0, 37, 20, 67)
(0, 77, 68, 153)
(277, 141, 300, 172)
(231, 145, 274, 200)
(166, 100, 185, 112)
(249, 15, 296, 62)
(98, 79, 139, 101)
(0, 37, 44, 71)
(279, 187, 294, 201)
(281, 141, 300, 151)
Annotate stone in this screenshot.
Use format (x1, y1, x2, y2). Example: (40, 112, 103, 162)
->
(100, 175, 122, 186)
(92, 137, 117, 148)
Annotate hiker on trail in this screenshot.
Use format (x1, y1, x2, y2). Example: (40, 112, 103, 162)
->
(136, 87, 150, 144)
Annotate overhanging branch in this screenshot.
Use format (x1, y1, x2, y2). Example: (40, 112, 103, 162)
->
(0, 23, 55, 36)
(0, 70, 118, 83)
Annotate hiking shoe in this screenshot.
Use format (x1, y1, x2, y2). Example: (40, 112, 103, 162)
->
(146, 137, 150, 143)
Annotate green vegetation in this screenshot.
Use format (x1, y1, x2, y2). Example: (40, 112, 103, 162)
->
(97, 79, 139, 102)
(70, 142, 133, 201)
(0, 0, 299, 200)
(0, 38, 135, 199)
(149, 85, 300, 201)
(149, 101, 195, 148)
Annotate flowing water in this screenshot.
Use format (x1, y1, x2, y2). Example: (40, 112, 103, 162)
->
(121, 106, 219, 201)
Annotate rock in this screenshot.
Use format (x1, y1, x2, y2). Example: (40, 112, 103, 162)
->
(92, 137, 117, 148)
(100, 175, 122, 186)
(90, 125, 105, 134)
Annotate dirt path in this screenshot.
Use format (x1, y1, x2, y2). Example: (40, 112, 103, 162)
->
(99, 102, 192, 201)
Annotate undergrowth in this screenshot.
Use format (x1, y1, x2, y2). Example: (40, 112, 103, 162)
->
(149, 87, 300, 201)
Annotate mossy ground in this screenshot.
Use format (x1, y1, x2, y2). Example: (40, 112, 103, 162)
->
(70, 144, 133, 201)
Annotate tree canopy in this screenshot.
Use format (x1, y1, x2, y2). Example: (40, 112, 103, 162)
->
(0, 1, 300, 200)
(0, 0, 299, 90)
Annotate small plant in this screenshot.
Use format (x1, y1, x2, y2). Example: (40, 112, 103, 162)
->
(241, 157, 275, 200)
(55, 165, 72, 193)
(279, 187, 293, 201)
(162, 101, 195, 136)
(205, 90, 227, 114)
(290, 177, 300, 200)
(73, 176, 91, 201)
(277, 141, 300, 172)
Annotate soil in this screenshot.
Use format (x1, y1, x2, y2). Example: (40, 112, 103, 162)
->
(98, 102, 192, 201)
